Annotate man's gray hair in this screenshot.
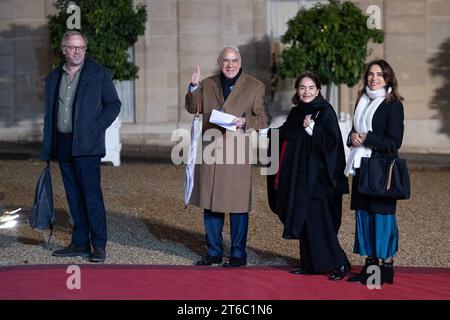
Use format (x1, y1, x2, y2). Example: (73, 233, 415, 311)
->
(218, 45, 241, 60)
(60, 30, 88, 50)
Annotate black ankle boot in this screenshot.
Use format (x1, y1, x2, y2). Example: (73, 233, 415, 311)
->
(348, 257, 379, 283)
(380, 261, 394, 285)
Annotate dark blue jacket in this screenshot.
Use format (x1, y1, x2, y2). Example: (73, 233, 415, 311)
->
(41, 58, 121, 160)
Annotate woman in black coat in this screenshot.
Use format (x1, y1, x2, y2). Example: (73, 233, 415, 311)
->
(268, 72, 350, 280)
(344, 59, 404, 285)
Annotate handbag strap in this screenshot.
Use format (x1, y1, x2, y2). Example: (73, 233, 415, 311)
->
(386, 160, 395, 190)
(395, 149, 400, 159)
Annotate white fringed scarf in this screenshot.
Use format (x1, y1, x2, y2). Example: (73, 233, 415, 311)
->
(344, 86, 391, 176)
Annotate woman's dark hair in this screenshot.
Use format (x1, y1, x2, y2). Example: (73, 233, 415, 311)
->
(292, 71, 324, 105)
(357, 59, 404, 103)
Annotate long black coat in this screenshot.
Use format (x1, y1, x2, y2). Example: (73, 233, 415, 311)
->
(40, 58, 121, 160)
(268, 97, 349, 239)
(348, 99, 405, 214)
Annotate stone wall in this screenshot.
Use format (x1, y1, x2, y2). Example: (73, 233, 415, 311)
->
(344, 0, 450, 153)
(0, 0, 449, 154)
(0, 0, 55, 141)
(126, 0, 270, 145)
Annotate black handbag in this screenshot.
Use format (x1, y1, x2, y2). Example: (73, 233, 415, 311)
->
(29, 161, 55, 247)
(357, 153, 411, 200)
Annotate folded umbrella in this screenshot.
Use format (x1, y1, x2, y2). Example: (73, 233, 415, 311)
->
(184, 114, 201, 208)
(184, 101, 201, 208)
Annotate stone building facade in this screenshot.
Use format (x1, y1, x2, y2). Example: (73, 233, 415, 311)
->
(0, 0, 449, 154)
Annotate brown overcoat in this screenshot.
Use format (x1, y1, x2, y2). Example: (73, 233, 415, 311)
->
(185, 73, 270, 213)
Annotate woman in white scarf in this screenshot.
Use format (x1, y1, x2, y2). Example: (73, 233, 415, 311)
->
(345, 59, 405, 286)
(344, 86, 391, 176)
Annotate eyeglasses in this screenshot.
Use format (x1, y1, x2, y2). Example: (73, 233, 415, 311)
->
(64, 46, 86, 52)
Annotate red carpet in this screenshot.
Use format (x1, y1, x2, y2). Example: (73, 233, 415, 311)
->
(0, 265, 449, 300)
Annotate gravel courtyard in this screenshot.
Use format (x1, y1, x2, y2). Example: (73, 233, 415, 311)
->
(0, 158, 449, 268)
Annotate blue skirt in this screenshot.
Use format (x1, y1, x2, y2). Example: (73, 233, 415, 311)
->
(353, 210, 398, 260)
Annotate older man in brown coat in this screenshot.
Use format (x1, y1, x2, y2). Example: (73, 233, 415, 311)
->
(186, 46, 270, 267)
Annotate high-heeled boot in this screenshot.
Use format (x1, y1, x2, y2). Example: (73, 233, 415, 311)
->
(380, 261, 394, 285)
(348, 257, 379, 283)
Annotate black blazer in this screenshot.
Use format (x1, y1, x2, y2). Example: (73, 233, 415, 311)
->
(348, 99, 404, 214)
(41, 58, 121, 160)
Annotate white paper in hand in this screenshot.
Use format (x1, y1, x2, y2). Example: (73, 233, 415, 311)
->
(209, 109, 236, 132)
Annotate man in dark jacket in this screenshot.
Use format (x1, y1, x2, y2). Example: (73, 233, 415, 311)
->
(41, 30, 121, 262)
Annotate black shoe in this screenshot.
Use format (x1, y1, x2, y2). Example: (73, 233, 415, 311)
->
(223, 257, 247, 268)
(328, 266, 346, 280)
(348, 257, 379, 283)
(289, 266, 312, 275)
(195, 255, 223, 266)
(52, 243, 90, 257)
(89, 247, 106, 263)
(329, 263, 351, 281)
(348, 273, 365, 283)
(380, 261, 394, 285)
